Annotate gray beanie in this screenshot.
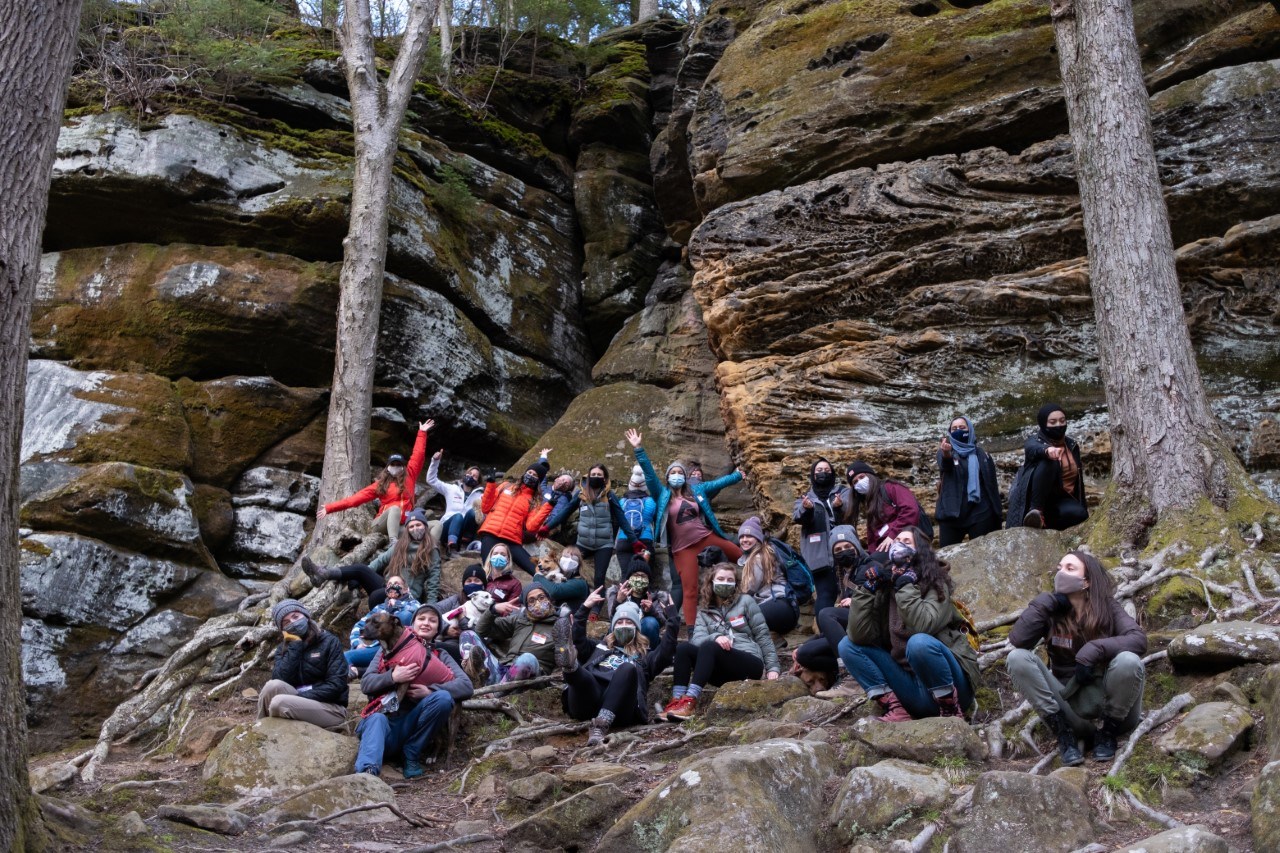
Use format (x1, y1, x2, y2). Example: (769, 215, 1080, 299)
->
(830, 525, 859, 553)
(665, 460, 687, 480)
(271, 599, 310, 629)
(612, 601, 644, 633)
(737, 516, 765, 543)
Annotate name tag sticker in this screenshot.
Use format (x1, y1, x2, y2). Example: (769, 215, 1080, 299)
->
(729, 615, 746, 628)
(1051, 635, 1074, 648)
(877, 525, 890, 537)
(530, 632, 548, 644)
(809, 534, 822, 543)
(492, 589, 506, 599)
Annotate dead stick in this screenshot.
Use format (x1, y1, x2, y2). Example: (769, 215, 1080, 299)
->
(470, 674, 561, 697)
(403, 833, 496, 853)
(316, 800, 424, 828)
(1109, 692, 1193, 780)
(1123, 789, 1183, 829)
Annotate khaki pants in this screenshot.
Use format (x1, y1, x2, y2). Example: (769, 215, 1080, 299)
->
(374, 506, 403, 540)
(1006, 648, 1144, 735)
(257, 679, 348, 731)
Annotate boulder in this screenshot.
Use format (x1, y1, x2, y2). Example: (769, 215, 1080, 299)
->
(1253, 760, 1280, 853)
(598, 738, 834, 851)
(28, 762, 78, 794)
(942, 528, 1068, 623)
(704, 675, 809, 720)
(736, 719, 808, 744)
(854, 716, 986, 764)
(117, 811, 149, 837)
(778, 696, 836, 724)
(263, 773, 398, 826)
(174, 716, 240, 761)
(505, 783, 630, 851)
(562, 762, 635, 791)
(952, 771, 1095, 853)
(1157, 701, 1254, 766)
(500, 771, 559, 818)
(1049, 766, 1090, 791)
(231, 466, 320, 515)
(1113, 825, 1228, 853)
(202, 718, 359, 795)
(528, 745, 558, 767)
(1258, 663, 1280, 762)
(1168, 621, 1280, 668)
(828, 759, 950, 842)
(93, 609, 205, 695)
(157, 804, 250, 836)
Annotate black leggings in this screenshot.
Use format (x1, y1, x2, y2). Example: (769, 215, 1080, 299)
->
(811, 566, 839, 616)
(758, 598, 799, 635)
(794, 606, 849, 673)
(938, 514, 1001, 547)
(479, 533, 537, 575)
(673, 641, 763, 689)
(337, 564, 387, 607)
(563, 662, 640, 725)
(1026, 458, 1089, 530)
(583, 545, 614, 589)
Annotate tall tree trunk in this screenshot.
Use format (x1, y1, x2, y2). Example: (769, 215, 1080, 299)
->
(0, 1, 83, 850)
(318, 0, 439, 543)
(1049, 0, 1253, 533)
(638, 0, 659, 21)
(438, 0, 453, 77)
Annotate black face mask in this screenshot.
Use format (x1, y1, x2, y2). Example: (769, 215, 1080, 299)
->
(1043, 424, 1067, 441)
(523, 473, 540, 488)
(463, 476, 479, 488)
(587, 476, 606, 491)
(834, 550, 858, 568)
(813, 471, 834, 488)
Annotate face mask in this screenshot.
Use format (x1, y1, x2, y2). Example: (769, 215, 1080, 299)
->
(526, 597, 553, 620)
(689, 472, 703, 484)
(387, 466, 405, 477)
(668, 474, 686, 489)
(813, 471, 834, 487)
(613, 625, 636, 645)
(408, 526, 426, 541)
(888, 541, 915, 565)
(950, 429, 970, 443)
(559, 556, 580, 575)
(713, 581, 736, 599)
(523, 473, 540, 488)
(1044, 424, 1067, 441)
(490, 555, 509, 571)
(282, 617, 308, 639)
(463, 583, 484, 598)
(834, 549, 858, 568)
(1054, 570, 1089, 595)
(853, 478, 872, 496)
(628, 577, 649, 593)
(587, 476, 605, 491)
(463, 476, 479, 488)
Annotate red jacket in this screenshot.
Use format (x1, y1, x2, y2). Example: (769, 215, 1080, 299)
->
(867, 481, 922, 551)
(478, 481, 552, 543)
(325, 428, 428, 517)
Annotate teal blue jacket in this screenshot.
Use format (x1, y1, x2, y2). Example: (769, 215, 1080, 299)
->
(633, 446, 743, 549)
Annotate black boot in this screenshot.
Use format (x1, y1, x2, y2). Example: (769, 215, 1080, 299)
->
(301, 556, 338, 585)
(1092, 716, 1122, 761)
(1045, 710, 1084, 767)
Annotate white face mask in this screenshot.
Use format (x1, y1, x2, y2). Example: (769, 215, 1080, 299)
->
(854, 478, 872, 496)
(559, 556, 580, 576)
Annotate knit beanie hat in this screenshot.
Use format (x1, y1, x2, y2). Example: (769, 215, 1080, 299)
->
(462, 564, 487, 584)
(529, 459, 551, 480)
(629, 465, 646, 489)
(625, 555, 652, 581)
(737, 516, 765, 543)
(845, 461, 875, 483)
(1037, 402, 1066, 431)
(830, 525, 859, 553)
(271, 599, 310, 630)
(404, 508, 429, 528)
(665, 460, 687, 479)
(612, 601, 644, 632)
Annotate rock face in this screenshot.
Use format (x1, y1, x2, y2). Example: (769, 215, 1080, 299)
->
(941, 528, 1067, 622)
(953, 771, 1096, 853)
(1254, 760, 1280, 852)
(1168, 621, 1280, 668)
(598, 738, 833, 851)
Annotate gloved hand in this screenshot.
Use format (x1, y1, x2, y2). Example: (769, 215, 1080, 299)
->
(1073, 660, 1095, 686)
(536, 525, 551, 539)
(892, 569, 919, 591)
(664, 602, 682, 625)
(853, 561, 886, 592)
(485, 470, 498, 483)
(1051, 592, 1072, 613)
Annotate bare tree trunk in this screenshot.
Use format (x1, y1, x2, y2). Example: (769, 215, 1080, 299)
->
(318, 0, 439, 542)
(438, 0, 453, 77)
(638, 0, 659, 21)
(1049, 0, 1252, 530)
(0, 2, 83, 850)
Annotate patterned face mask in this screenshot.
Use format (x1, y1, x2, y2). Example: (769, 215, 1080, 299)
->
(613, 626, 637, 645)
(526, 597, 554, 620)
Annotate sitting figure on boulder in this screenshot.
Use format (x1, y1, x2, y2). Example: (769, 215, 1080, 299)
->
(345, 576, 421, 673)
(736, 516, 801, 636)
(792, 525, 864, 697)
(316, 420, 431, 540)
(1007, 403, 1088, 531)
(302, 508, 440, 606)
(604, 556, 666, 648)
(480, 544, 524, 607)
(355, 611, 472, 779)
(662, 562, 780, 721)
(458, 584, 559, 686)
(1006, 550, 1147, 766)
(257, 600, 349, 731)
(838, 527, 979, 721)
(556, 590, 680, 745)
(528, 544, 591, 611)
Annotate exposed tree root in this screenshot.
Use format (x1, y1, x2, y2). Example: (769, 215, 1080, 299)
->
(1109, 693, 1194, 780)
(470, 674, 561, 697)
(460, 699, 525, 725)
(402, 833, 495, 853)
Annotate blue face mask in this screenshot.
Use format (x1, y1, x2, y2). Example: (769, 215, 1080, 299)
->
(668, 474, 686, 488)
(490, 555, 509, 571)
(463, 583, 484, 598)
(950, 429, 970, 443)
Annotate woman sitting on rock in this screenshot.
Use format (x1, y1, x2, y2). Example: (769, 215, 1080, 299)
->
(541, 463, 642, 594)
(345, 576, 421, 672)
(845, 462, 925, 552)
(792, 525, 865, 697)
(1009, 403, 1089, 531)
(1006, 551, 1147, 766)
(838, 527, 979, 721)
(257, 600, 349, 731)
(316, 420, 432, 541)
(736, 516, 800, 636)
(302, 509, 440, 606)
(662, 562, 780, 721)
(556, 590, 680, 745)
(481, 544, 523, 607)
(476, 454, 554, 575)
(605, 556, 666, 647)
(626, 428, 744, 626)
(934, 415, 1003, 546)
(459, 585, 560, 686)
(424, 448, 484, 554)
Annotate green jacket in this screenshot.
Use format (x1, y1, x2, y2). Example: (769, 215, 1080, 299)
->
(369, 538, 442, 604)
(474, 606, 558, 671)
(691, 594, 781, 674)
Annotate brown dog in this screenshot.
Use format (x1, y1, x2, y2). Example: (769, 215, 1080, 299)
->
(360, 611, 412, 709)
(535, 552, 568, 584)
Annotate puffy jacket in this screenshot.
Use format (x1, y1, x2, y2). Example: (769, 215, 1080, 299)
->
(474, 606, 559, 671)
(478, 481, 553, 543)
(1008, 592, 1146, 681)
(545, 486, 638, 551)
(633, 446, 743, 549)
(866, 481, 923, 551)
(616, 490, 657, 543)
(691, 594, 781, 674)
(361, 643, 473, 704)
(793, 484, 852, 571)
(565, 602, 679, 723)
(368, 537, 441, 603)
(272, 628, 349, 706)
(935, 447, 1003, 526)
(325, 427, 428, 517)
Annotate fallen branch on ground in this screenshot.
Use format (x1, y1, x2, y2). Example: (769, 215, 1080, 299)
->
(481, 721, 589, 757)
(103, 779, 183, 793)
(1030, 748, 1058, 775)
(460, 699, 525, 725)
(631, 726, 725, 759)
(815, 696, 867, 727)
(470, 674, 561, 697)
(316, 800, 427, 827)
(402, 834, 495, 853)
(975, 610, 1024, 633)
(1109, 692, 1193, 780)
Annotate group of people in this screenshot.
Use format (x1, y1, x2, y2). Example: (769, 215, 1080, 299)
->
(262, 403, 1129, 777)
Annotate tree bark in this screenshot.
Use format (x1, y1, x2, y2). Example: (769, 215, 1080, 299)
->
(0, 2, 83, 849)
(1049, 0, 1245, 523)
(317, 0, 438, 542)
(637, 0, 659, 21)
(438, 0, 453, 76)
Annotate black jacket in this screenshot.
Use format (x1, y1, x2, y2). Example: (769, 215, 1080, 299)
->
(566, 605, 679, 723)
(1007, 432, 1085, 527)
(271, 628, 349, 706)
(1008, 592, 1147, 680)
(934, 447, 1002, 525)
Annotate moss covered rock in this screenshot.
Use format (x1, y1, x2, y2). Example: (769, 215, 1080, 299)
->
(1157, 700, 1255, 766)
(202, 718, 358, 796)
(263, 773, 398, 825)
(1169, 621, 1280, 668)
(1253, 760, 1280, 852)
(854, 715, 986, 763)
(953, 771, 1096, 853)
(941, 527, 1068, 624)
(705, 675, 808, 721)
(829, 758, 950, 842)
(505, 782, 631, 851)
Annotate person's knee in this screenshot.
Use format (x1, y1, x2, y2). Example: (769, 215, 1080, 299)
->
(837, 636, 855, 656)
(267, 695, 291, 718)
(1108, 651, 1144, 678)
(358, 713, 390, 739)
(1005, 648, 1037, 675)
(905, 633, 942, 657)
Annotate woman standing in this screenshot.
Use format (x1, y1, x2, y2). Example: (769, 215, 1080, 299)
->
(794, 457, 852, 615)
(935, 416, 1003, 546)
(615, 465, 657, 567)
(541, 464, 640, 593)
(1006, 551, 1147, 765)
(477, 457, 554, 575)
(736, 517, 800, 635)
(257, 600, 349, 731)
(626, 429, 744, 625)
(317, 420, 432, 540)
(838, 527, 979, 721)
(846, 464, 925, 552)
(662, 562, 780, 721)
(1010, 403, 1088, 530)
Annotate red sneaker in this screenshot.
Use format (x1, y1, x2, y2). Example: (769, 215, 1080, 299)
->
(874, 691, 913, 723)
(664, 696, 698, 721)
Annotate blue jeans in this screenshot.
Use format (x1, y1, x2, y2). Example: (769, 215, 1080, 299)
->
(355, 689, 454, 774)
(345, 645, 379, 668)
(459, 630, 540, 686)
(838, 634, 974, 718)
(640, 616, 661, 649)
(443, 510, 478, 546)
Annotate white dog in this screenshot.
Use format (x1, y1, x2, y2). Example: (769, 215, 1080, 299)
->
(443, 589, 494, 632)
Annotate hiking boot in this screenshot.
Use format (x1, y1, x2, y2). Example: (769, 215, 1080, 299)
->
(1092, 716, 1123, 761)
(1022, 509, 1045, 529)
(816, 681, 864, 701)
(553, 605, 577, 673)
(1045, 710, 1085, 767)
(301, 555, 336, 585)
(462, 645, 488, 687)
(586, 716, 610, 746)
(664, 696, 697, 721)
(402, 759, 426, 780)
(873, 691, 913, 723)
(934, 685, 967, 720)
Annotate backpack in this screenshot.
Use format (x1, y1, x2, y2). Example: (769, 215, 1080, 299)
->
(622, 496, 647, 536)
(768, 536, 814, 605)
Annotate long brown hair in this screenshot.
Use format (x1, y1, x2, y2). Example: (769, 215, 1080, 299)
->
(606, 625, 650, 657)
(581, 463, 610, 504)
(900, 526, 952, 601)
(699, 562, 742, 610)
(388, 529, 436, 579)
(374, 465, 407, 497)
(1057, 551, 1116, 641)
(740, 541, 779, 593)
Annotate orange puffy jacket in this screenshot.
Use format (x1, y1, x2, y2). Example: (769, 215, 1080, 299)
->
(478, 481, 552, 543)
(324, 428, 428, 517)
